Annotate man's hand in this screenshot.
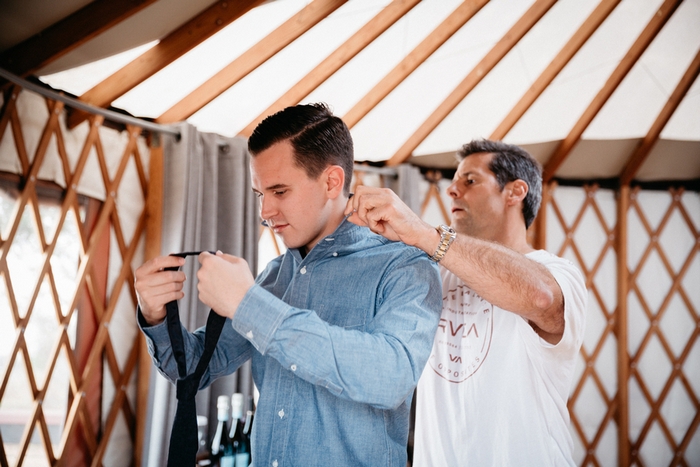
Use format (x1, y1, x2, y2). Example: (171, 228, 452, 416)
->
(134, 255, 187, 326)
(197, 251, 255, 319)
(345, 186, 437, 253)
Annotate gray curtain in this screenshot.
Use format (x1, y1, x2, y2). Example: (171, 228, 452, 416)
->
(142, 122, 258, 467)
(390, 164, 423, 214)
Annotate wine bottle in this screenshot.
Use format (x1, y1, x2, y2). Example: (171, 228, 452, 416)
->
(242, 408, 253, 464)
(210, 395, 234, 467)
(196, 415, 211, 466)
(229, 393, 251, 466)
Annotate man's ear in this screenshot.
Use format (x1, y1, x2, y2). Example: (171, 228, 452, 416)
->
(506, 179, 528, 206)
(325, 165, 345, 199)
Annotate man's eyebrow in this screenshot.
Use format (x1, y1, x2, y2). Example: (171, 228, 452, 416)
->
(253, 183, 290, 193)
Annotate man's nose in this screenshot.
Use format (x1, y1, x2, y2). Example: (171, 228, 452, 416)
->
(259, 196, 276, 220)
(446, 181, 460, 198)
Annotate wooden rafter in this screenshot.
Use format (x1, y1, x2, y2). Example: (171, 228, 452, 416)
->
(542, 0, 682, 183)
(0, 0, 158, 78)
(342, 0, 489, 130)
(67, 0, 265, 128)
(620, 47, 700, 185)
(385, 0, 557, 166)
(237, 0, 421, 137)
(490, 0, 621, 141)
(158, 0, 347, 124)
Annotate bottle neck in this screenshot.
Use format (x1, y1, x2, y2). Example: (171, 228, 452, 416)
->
(243, 412, 253, 434)
(217, 409, 229, 422)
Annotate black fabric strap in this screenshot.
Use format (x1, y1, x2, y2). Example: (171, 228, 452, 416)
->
(164, 251, 226, 467)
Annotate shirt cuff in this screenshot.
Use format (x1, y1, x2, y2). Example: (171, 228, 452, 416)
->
(231, 284, 289, 355)
(137, 305, 171, 348)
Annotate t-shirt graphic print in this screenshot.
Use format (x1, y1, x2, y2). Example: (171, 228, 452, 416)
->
(428, 281, 493, 383)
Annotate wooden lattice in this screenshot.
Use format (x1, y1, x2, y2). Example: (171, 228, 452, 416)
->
(547, 183, 620, 466)
(544, 183, 700, 466)
(625, 186, 700, 466)
(0, 86, 150, 466)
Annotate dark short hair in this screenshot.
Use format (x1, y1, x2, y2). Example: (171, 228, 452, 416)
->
(248, 103, 354, 195)
(458, 139, 542, 229)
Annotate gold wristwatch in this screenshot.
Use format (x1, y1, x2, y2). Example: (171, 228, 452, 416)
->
(430, 224, 456, 262)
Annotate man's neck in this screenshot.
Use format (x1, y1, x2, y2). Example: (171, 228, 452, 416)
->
(301, 199, 349, 256)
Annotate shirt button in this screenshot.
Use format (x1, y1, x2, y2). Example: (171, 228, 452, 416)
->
(300, 266, 307, 274)
(332, 252, 338, 257)
(272, 461, 278, 467)
(290, 364, 297, 371)
(278, 409, 285, 418)
(246, 331, 254, 339)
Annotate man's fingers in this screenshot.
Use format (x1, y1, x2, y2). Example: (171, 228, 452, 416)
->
(343, 197, 355, 217)
(136, 255, 185, 278)
(198, 250, 243, 265)
(217, 251, 243, 264)
(345, 210, 368, 227)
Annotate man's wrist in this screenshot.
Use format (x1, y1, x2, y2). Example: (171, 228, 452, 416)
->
(137, 305, 165, 327)
(429, 224, 456, 262)
(412, 222, 440, 254)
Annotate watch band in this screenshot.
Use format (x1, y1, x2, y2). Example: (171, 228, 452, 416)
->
(430, 224, 456, 262)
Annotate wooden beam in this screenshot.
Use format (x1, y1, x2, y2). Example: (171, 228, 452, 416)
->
(533, 181, 552, 250)
(342, 0, 489, 130)
(238, 0, 420, 137)
(619, 47, 700, 185)
(490, 0, 621, 141)
(0, 0, 158, 78)
(616, 183, 630, 467)
(135, 133, 164, 465)
(159, 0, 347, 125)
(68, 0, 265, 128)
(386, 0, 557, 166)
(542, 0, 682, 183)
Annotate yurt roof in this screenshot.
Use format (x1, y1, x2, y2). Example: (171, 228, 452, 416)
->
(1, 0, 699, 184)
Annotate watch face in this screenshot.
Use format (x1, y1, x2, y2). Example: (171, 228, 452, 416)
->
(440, 224, 455, 235)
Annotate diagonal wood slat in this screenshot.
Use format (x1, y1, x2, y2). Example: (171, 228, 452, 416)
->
(620, 47, 700, 185)
(342, 0, 489, 130)
(542, 0, 683, 182)
(490, 0, 622, 140)
(386, 0, 557, 166)
(68, 0, 265, 128)
(160, 0, 348, 125)
(0, 0, 159, 78)
(238, 0, 421, 136)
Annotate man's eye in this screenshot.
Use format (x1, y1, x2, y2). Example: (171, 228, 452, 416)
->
(274, 190, 287, 196)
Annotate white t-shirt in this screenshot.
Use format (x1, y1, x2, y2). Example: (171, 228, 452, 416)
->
(413, 250, 587, 467)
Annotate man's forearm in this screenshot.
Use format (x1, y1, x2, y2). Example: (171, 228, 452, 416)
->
(437, 235, 564, 333)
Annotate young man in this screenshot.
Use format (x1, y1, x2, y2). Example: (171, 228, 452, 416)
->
(347, 139, 587, 466)
(135, 103, 441, 466)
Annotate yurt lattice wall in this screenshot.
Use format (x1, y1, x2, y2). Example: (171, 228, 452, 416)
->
(416, 176, 700, 467)
(0, 86, 154, 466)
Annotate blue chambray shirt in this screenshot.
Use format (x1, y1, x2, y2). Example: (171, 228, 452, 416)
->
(140, 220, 441, 466)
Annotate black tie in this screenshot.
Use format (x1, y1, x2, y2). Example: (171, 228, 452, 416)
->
(164, 251, 226, 467)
